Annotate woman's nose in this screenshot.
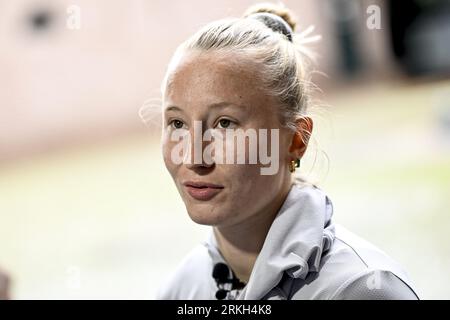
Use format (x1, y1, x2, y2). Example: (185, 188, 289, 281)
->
(184, 129, 215, 170)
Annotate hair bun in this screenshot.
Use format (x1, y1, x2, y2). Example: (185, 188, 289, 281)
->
(243, 2, 297, 32)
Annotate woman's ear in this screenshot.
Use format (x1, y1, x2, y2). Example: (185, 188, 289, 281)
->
(288, 116, 313, 159)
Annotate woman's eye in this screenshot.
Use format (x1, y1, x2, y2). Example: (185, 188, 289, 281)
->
(170, 119, 185, 129)
(217, 119, 233, 129)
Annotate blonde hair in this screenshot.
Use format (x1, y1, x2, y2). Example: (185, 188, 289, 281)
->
(162, 3, 324, 187)
(163, 3, 320, 133)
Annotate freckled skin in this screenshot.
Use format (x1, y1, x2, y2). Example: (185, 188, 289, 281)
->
(162, 50, 299, 229)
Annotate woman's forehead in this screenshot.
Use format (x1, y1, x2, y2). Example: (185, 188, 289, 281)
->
(165, 51, 267, 105)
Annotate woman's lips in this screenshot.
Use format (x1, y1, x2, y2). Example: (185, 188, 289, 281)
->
(183, 181, 224, 201)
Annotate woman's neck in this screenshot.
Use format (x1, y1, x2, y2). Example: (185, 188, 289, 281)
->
(213, 181, 293, 283)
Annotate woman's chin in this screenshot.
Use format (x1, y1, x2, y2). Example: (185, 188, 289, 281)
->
(186, 208, 228, 226)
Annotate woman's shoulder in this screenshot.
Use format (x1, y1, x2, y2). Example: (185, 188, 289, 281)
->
(290, 225, 420, 300)
(155, 243, 215, 300)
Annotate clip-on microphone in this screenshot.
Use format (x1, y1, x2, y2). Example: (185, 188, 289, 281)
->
(212, 262, 246, 300)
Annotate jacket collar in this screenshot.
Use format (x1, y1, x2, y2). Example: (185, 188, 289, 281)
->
(203, 183, 336, 300)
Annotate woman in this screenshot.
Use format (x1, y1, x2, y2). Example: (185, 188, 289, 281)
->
(156, 3, 419, 300)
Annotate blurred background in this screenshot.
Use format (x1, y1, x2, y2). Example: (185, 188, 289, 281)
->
(0, 0, 449, 299)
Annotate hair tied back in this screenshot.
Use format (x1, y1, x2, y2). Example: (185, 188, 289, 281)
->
(247, 12, 294, 42)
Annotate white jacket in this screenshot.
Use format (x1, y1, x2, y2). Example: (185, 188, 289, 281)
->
(157, 183, 419, 300)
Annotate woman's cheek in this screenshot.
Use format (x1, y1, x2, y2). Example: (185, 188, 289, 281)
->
(162, 140, 177, 174)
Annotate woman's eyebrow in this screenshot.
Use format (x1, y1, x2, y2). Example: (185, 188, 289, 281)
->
(164, 105, 185, 113)
(165, 101, 246, 112)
